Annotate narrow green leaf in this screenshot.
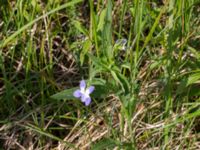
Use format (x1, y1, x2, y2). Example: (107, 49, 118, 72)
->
(111, 70, 129, 93)
(73, 20, 89, 36)
(141, 5, 166, 54)
(187, 72, 200, 86)
(116, 72, 130, 94)
(50, 87, 77, 100)
(80, 39, 92, 65)
(97, 9, 106, 32)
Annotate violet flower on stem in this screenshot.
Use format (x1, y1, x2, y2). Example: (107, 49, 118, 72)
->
(73, 80, 95, 106)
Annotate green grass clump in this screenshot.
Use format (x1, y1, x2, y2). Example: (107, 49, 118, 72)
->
(0, 0, 200, 149)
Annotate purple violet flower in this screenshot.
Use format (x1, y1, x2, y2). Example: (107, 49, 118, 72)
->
(73, 80, 95, 106)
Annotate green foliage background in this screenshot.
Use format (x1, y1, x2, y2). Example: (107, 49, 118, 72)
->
(0, 0, 200, 149)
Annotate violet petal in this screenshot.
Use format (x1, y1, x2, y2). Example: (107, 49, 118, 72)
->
(73, 89, 82, 98)
(85, 97, 91, 106)
(86, 86, 95, 94)
(80, 80, 86, 90)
